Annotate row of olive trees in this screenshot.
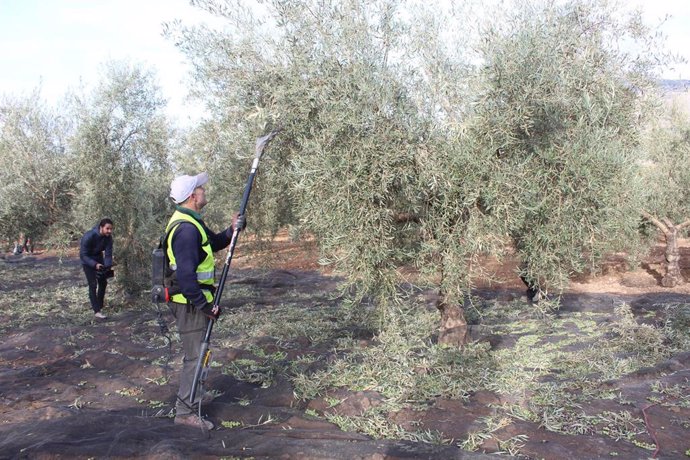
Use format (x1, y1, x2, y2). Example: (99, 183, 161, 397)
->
(167, 0, 689, 345)
(4, 0, 685, 343)
(0, 61, 174, 295)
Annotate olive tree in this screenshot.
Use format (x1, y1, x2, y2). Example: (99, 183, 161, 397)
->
(640, 102, 690, 286)
(0, 91, 76, 248)
(69, 61, 173, 295)
(467, 0, 664, 299)
(170, 0, 453, 334)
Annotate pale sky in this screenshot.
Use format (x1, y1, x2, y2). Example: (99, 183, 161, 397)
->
(628, 0, 690, 80)
(0, 1, 688, 127)
(0, 0, 214, 126)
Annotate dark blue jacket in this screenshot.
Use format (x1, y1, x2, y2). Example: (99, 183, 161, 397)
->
(170, 209, 232, 308)
(80, 226, 113, 268)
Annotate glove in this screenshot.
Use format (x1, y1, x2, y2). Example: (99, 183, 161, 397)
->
(200, 302, 221, 320)
(233, 213, 247, 231)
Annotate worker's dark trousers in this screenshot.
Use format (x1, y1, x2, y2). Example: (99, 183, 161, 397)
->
(171, 302, 209, 416)
(82, 265, 107, 313)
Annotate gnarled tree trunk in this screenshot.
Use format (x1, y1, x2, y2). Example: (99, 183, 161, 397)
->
(434, 256, 469, 347)
(436, 298, 469, 346)
(642, 211, 690, 288)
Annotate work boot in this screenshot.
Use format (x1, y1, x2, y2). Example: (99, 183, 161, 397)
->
(94, 312, 108, 319)
(174, 414, 214, 430)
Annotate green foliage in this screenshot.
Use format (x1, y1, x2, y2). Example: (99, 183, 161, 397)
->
(0, 91, 76, 246)
(292, 300, 492, 403)
(170, 0, 440, 313)
(640, 102, 690, 225)
(470, 0, 662, 292)
(169, 0, 674, 323)
(663, 302, 690, 350)
(69, 61, 173, 294)
(609, 304, 666, 355)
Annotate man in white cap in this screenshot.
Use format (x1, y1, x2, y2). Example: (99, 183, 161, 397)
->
(165, 171, 243, 429)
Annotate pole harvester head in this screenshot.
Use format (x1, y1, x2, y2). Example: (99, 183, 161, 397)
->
(255, 127, 282, 160)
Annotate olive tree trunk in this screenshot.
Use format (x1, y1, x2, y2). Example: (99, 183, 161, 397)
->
(435, 266, 469, 347)
(436, 298, 469, 346)
(642, 211, 690, 287)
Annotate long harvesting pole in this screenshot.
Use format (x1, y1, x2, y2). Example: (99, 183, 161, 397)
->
(189, 129, 281, 405)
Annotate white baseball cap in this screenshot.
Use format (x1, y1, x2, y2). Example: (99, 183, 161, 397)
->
(169, 172, 208, 204)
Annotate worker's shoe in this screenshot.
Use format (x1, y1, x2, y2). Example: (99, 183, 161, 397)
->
(94, 312, 108, 319)
(174, 414, 214, 430)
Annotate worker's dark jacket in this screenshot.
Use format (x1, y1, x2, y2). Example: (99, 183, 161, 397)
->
(168, 207, 232, 309)
(79, 226, 113, 268)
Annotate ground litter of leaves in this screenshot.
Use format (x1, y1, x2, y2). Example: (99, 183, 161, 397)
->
(0, 239, 688, 460)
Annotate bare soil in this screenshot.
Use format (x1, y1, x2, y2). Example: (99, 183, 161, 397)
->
(0, 236, 688, 459)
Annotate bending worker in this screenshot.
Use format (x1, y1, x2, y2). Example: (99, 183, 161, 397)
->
(166, 171, 243, 430)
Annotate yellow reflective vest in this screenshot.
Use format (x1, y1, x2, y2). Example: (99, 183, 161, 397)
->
(165, 210, 215, 304)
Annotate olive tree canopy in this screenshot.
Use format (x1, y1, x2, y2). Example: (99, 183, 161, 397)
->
(0, 91, 75, 247)
(169, 0, 672, 344)
(467, 0, 664, 296)
(170, 0, 436, 303)
(69, 61, 173, 293)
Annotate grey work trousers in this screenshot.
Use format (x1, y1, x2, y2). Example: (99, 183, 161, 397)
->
(170, 302, 210, 416)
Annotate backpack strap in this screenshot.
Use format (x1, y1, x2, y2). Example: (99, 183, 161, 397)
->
(159, 219, 187, 250)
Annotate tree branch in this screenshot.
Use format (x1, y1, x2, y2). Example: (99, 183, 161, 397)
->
(116, 126, 140, 153)
(641, 210, 670, 235)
